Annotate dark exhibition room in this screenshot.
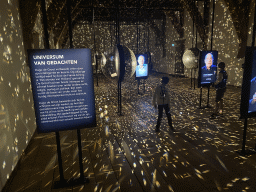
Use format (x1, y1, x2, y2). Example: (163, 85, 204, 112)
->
(1, 0, 256, 191)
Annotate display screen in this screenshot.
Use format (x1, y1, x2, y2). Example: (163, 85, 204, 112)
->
(243, 48, 256, 116)
(247, 49, 256, 114)
(198, 51, 218, 86)
(240, 47, 256, 118)
(249, 76, 256, 113)
(135, 54, 148, 79)
(28, 49, 96, 133)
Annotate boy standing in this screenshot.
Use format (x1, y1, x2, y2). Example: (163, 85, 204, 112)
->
(210, 62, 228, 118)
(153, 76, 174, 132)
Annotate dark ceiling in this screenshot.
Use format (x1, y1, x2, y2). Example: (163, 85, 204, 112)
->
(60, 0, 183, 24)
(41, 0, 185, 48)
(19, 0, 252, 58)
(78, 0, 183, 10)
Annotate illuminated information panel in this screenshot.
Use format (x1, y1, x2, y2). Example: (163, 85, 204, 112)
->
(28, 49, 96, 133)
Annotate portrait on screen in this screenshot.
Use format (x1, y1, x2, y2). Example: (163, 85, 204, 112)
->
(136, 54, 148, 78)
(200, 51, 218, 85)
(248, 76, 256, 113)
(240, 47, 256, 118)
(247, 49, 256, 114)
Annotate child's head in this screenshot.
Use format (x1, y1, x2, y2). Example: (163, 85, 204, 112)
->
(161, 76, 169, 85)
(218, 62, 225, 69)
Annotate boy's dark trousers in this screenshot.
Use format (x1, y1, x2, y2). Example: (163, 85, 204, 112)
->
(156, 104, 172, 130)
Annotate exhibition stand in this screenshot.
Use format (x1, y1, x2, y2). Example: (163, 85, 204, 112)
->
(28, 48, 96, 188)
(238, 46, 256, 156)
(237, 2, 256, 156)
(198, 85, 212, 109)
(29, 2, 97, 188)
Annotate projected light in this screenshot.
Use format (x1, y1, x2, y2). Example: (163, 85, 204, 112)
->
(115, 45, 121, 79)
(182, 48, 199, 69)
(101, 52, 106, 67)
(122, 46, 136, 81)
(0, 0, 36, 190)
(1, 0, 253, 190)
(92, 52, 96, 66)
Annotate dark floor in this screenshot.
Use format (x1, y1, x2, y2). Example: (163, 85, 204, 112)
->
(3, 72, 256, 192)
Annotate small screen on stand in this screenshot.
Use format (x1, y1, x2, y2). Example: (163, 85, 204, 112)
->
(240, 47, 256, 118)
(248, 50, 256, 113)
(135, 54, 148, 79)
(198, 51, 218, 87)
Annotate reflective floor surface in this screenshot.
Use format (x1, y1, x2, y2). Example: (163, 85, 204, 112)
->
(3, 72, 256, 192)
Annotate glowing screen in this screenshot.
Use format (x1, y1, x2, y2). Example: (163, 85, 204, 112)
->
(240, 47, 256, 118)
(135, 54, 148, 79)
(198, 51, 218, 86)
(248, 50, 256, 113)
(28, 49, 96, 133)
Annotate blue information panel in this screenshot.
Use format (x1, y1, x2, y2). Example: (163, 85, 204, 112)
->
(28, 49, 96, 133)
